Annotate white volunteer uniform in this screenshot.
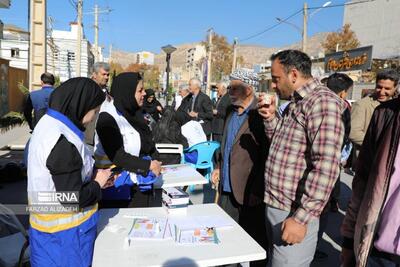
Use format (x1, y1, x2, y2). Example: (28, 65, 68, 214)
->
(28, 112, 97, 233)
(94, 99, 141, 183)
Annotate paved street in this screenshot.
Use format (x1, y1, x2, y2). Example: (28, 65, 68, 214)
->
(0, 125, 353, 266)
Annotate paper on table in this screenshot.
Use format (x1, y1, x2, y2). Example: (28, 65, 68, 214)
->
(161, 164, 198, 180)
(170, 216, 234, 230)
(128, 218, 172, 240)
(176, 226, 219, 244)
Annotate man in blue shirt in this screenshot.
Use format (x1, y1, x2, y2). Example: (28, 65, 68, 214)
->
(23, 73, 55, 130)
(212, 74, 269, 266)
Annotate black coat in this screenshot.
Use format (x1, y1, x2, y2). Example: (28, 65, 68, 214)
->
(152, 121, 189, 165)
(212, 93, 231, 135)
(177, 92, 213, 135)
(143, 99, 162, 122)
(175, 95, 191, 125)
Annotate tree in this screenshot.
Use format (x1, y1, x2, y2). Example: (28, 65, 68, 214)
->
(202, 33, 244, 82)
(0, 81, 28, 132)
(143, 65, 160, 89)
(110, 61, 124, 76)
(322, 24, 360, 54)
(125, 63, 147, 73)
(122, 63, 160, 89)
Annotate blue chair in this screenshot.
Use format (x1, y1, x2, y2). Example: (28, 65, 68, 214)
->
(183, 141, 220, 191)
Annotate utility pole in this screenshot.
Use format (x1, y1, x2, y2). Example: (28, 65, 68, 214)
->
(108, 44, 112, 63)
(47, 16, 56, 74)
(94, 4, 99, 62)
(28, 0, 47, 91)
(302, 2, 308, 53)
(86, 5, 112, 62)
(76, 0, 83, 77)
(232, 37, 238, 73)
(206, 28, 213, 95)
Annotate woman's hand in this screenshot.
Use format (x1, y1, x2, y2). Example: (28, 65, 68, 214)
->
(94, 169, 113, 189)
(150, 160, 162, 176)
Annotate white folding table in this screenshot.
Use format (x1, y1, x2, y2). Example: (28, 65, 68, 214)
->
(93, 204, 266, 267)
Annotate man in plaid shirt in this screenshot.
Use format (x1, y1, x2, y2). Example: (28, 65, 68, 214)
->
(258, 50, 345, 266)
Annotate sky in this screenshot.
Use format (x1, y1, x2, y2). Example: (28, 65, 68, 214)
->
(0, 0, 347, 55)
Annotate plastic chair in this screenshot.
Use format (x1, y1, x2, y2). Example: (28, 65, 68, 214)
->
(183, 141, 220, 191)
(155, 143, 184, 164)
(0, 203, 30, 267)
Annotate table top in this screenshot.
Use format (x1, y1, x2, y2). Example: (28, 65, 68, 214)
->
(93, 204, 266, 267)
(153, 164, 208, 189)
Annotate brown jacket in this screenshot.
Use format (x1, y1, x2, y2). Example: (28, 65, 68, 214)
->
(341, 98, 400, 266)
(349, 95, 380, 147)
(218, 97, 269, 206)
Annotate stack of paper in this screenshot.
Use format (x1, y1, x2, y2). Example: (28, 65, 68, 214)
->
(174, 225, 219, 244)
(162, 187, 189, 210)
(170, 216, 234, 244)
(127, 218, 171, 240)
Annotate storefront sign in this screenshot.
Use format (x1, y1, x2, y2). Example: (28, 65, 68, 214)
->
(325, 46, 373, 72)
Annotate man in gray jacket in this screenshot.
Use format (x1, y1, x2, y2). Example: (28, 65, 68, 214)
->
(350, 69, 398, 157)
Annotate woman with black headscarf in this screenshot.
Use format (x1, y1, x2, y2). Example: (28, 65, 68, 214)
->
(95, 72, 162, 207)
(143, 88, 163, 122)
(27, 77, 112, 267)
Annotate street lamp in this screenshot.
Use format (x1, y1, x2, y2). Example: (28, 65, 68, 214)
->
(161, 44, 177, 105)
(309, 1, 331, 18)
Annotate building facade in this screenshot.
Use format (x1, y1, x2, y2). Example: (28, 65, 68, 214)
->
(343, 0, 400, 59)
(0, 21, 98, 82)
(185, 45, 206, 80)
(135, 51, 154, 65)
(48, 22, 95, 82)
(0, 22, 29, 70)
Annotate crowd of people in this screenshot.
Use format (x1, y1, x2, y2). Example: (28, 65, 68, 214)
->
(23, 49, 400, 267)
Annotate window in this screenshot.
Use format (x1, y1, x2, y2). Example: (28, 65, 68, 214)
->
(67, 51, 75, 61)
(11, 48, 20, 58)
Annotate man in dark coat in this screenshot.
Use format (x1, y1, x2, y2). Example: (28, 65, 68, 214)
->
(181, 78, 213, 139)
(211, 81, 231, 144)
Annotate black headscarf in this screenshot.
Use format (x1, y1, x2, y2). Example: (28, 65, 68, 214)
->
(110, 72, 155, 155)
(144, 89, 155, 103)
(49, 77, 105, 131)
(143, 88, 162, 121)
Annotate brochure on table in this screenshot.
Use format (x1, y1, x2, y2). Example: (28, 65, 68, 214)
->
(127, 215, 233, 245)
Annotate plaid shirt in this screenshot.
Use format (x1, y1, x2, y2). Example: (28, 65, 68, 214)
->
(264, 78, 345, 225)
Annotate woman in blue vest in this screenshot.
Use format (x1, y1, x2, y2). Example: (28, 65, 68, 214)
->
(95, 72, 162, 207)
(27, 77, 112, 267)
